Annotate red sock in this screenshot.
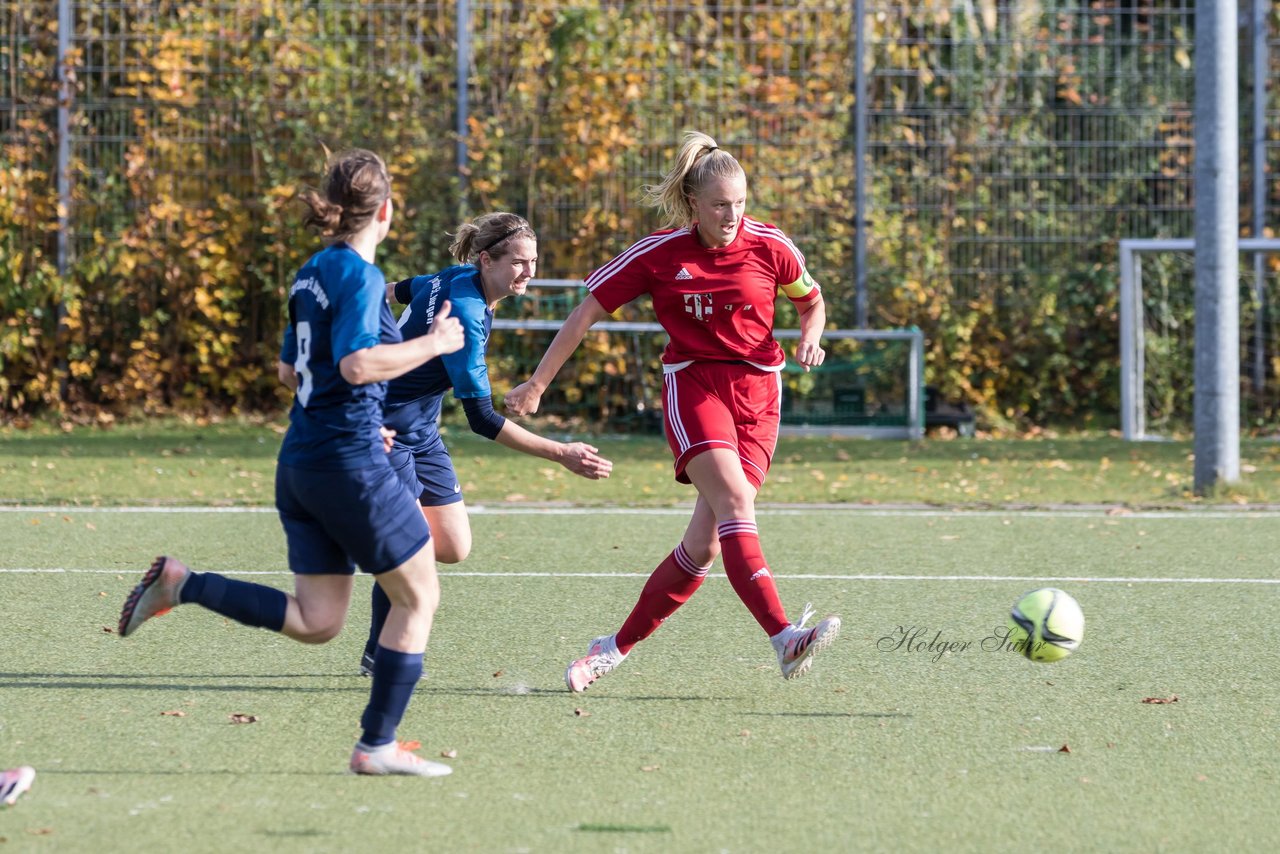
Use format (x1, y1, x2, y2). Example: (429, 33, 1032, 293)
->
(615, 543, 709, 654)
(718, 519, 790, 637)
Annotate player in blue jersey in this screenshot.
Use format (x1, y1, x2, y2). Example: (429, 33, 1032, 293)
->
(359, 212, 614, 673)
(117, 149, 466, 777)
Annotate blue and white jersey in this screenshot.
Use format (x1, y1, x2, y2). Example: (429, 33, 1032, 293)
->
(278, 243, 402, 470)
(384, 264, 493, 437)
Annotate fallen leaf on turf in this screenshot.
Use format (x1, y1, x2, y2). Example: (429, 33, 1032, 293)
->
(86, 523, 96, 530)
(1058, 744, 1071, 754)
(739, 729, 751, 738)
(102, 626, 115, 634)
(228, 713, 258, 724)
(27, 828, 54, 836)
(160, 710, 186, 717)
(441, 749, 457, 759)
(98, 591, 107, 597)
(1142, 694, 1179, 704)
(1196, 774, 1208, 782)
(641, 765, 659, 772)
(574, 708, 591, 717)
(492, 670, 504, 678)
(1105, 507, 1132, 516)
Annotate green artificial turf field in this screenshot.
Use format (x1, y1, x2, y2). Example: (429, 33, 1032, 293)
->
(4, 419, 1280, 507)
(2, 505, 1278, 851)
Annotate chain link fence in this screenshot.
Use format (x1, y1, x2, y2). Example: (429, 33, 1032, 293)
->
(2, 1, 1277, 425)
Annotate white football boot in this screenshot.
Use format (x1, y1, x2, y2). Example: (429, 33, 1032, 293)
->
(564, 634, 627, 693)
(773, 604, 842, 680)
(349, 741, 452, 777)
(0, 766, 35, 807)
(118, 556, 191, 637)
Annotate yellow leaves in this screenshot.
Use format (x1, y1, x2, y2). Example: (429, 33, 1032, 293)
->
(1058, 86, 1084, 107)
(977, 0, 998, 33)
(0, 2, 1208, 428)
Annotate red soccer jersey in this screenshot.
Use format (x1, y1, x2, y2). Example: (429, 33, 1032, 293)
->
(585, 216, 822, 370)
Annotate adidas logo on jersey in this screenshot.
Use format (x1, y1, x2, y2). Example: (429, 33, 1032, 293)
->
(675, 267, 693, 280)
(749, 567, 772, 582)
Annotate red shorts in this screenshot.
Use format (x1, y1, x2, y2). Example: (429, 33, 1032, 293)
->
(662, 361, 782, 490)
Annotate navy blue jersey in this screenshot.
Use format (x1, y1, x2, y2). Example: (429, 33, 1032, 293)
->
(278, 243, 402, 470)
(383, 265, 493, 436)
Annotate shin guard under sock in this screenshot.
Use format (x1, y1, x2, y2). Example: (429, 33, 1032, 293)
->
(717, 519, 789, 637)
(615, 543, 710, 655)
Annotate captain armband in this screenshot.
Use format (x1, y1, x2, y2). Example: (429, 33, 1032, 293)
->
(780, 270, 822, 303)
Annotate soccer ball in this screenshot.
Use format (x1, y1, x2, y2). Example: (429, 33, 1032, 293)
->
(1008, 588, 1084, 663)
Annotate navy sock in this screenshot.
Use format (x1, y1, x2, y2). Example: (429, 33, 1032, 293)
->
(359, 646, 424, 748)
(178, 572, 288, 632)
(365, 583, 392, 658)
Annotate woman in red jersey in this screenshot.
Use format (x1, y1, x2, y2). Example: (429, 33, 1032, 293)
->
(505, 131, 841, 691)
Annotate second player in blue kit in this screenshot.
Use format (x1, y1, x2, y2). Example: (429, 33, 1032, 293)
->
(361, 212, 613, 672)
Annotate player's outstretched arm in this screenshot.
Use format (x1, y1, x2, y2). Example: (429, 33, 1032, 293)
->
(493, 420, 613, 479)
(793, 294, 827, 373)
(504, 294, 610, 416)
(340, 301, 465, 385)
(554, 441, 614, 479)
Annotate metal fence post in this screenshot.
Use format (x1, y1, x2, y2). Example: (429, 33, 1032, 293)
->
(1251, 0, 1268, 398)
(56, 0, 72, 401)
(852, 0, 868, 329)
(1192, 0, 1240, 491)
(456, 0, 471, 218)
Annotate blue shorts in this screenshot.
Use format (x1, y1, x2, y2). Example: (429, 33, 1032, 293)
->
(387, 429, 464, 508)
(275, 462, 431, 575)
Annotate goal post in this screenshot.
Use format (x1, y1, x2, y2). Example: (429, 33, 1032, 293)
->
(1118, 237, 1280, 440)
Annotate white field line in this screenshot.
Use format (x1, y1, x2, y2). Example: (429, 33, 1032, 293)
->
(2, 504, 1280, 520)
(1, 568, 1276, 584)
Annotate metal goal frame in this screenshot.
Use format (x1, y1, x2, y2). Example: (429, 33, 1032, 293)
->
(1118, 237, 1280, 440)
(496, 281, 926, 439)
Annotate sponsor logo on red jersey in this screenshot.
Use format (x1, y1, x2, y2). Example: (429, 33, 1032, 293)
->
(683, 292, 714, 321)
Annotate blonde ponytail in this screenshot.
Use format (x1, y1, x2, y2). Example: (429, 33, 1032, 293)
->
(640, 131, 744, 229)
